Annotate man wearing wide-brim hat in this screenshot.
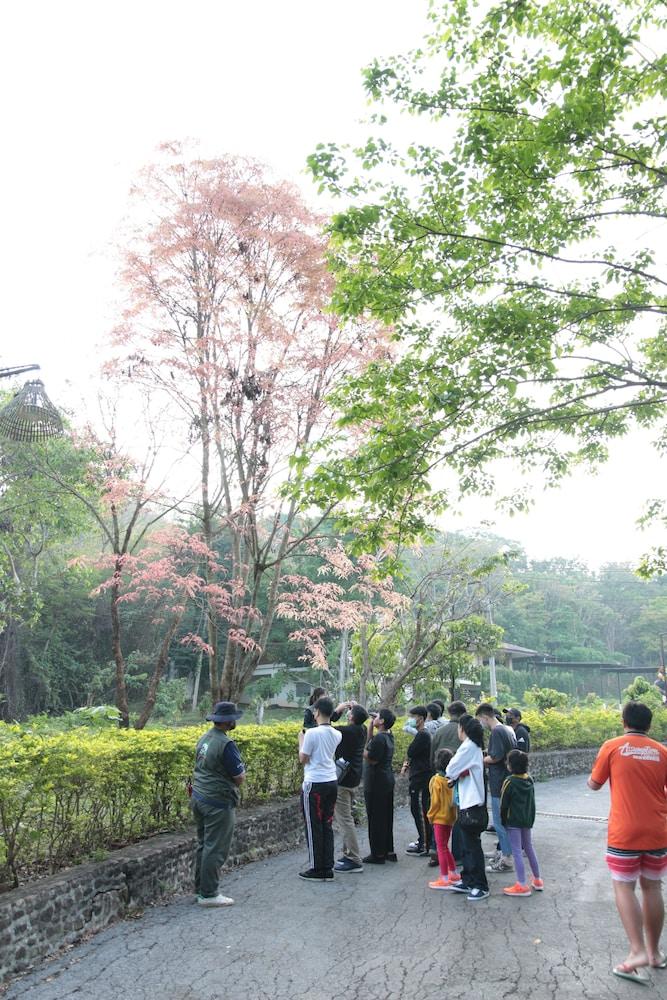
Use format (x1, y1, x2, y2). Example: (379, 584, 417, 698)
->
(191, 701, 246, 906)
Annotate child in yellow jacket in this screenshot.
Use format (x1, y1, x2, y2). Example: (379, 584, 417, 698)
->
(427, 748, 461, 889)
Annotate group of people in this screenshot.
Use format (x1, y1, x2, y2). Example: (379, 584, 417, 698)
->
(188, 689, 667, 986)
(297, 689, 540, 903)
(396, 698, 539, 901)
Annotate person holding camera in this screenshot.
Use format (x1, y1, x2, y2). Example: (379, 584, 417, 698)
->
(363, 709, 397, 864)
(298, 696, 342, 881)
(332, 701, 369, 873)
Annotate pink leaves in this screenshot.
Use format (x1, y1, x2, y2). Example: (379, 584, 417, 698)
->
(275, 544, 404, 669)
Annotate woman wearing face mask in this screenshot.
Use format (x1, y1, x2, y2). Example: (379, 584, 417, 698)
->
(444, 714, 489, 901)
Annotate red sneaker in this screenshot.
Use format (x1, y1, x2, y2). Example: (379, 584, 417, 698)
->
(448, 871, 462, 882)
(503, 882, 532, 897)
(428, 876, 450, 890)
(531, 877, 544, 891)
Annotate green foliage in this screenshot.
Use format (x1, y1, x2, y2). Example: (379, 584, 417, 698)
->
(622, 675, 665, 711)
(524, 686, 570, 712)
(152, 679, 188, 721)
(304, 0, 667, 548)
(0, 721, 305, 886)
(2, 705, 666, 886)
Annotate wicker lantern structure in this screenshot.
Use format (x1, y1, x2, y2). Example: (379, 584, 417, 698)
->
(0, 367, 64, 443)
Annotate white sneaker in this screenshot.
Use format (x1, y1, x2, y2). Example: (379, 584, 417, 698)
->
(197, 894, 234, 907)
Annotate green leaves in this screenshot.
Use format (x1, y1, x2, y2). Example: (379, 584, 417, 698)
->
(303, 0, 667, 540)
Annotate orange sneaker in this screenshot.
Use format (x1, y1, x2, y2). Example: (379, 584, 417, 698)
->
(428, 876, 450, 890)
(503, 882, 532, 897)
(531, 877, 544, 891)
(448, 871, 462, 882)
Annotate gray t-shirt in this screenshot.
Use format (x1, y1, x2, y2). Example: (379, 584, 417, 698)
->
(487, 725, 515, 797)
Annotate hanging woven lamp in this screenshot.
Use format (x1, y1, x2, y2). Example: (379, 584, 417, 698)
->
(0, 379, 64, 443)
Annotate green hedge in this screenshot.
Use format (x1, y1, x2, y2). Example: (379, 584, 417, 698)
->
(0, 722, 302, 889)
(2, 708, 666, 888)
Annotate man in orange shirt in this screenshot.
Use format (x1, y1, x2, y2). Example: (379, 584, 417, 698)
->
(588, 701, 667, 985)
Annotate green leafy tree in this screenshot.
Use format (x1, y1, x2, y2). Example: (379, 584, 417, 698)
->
(524, 686, 570, 712)
(622, 674, 664, 710)
(306, 0, 667, 547)
(349, 545, 506, 707)
(0, 436, 98, 719)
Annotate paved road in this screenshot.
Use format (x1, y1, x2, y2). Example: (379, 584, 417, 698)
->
(5, 776, 665, 999)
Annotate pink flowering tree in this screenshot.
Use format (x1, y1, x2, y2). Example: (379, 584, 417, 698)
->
(275, 543, 407, 686)
(110, 143, 388, 702)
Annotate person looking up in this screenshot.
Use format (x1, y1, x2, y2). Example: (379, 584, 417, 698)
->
(401, 706, 433, 856)
(303, 687, 327, 730)
(332, 702, 369, 873)
(363, 709, 397, 864)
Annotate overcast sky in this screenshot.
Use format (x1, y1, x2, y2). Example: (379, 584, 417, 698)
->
(1, 0, 662, 568)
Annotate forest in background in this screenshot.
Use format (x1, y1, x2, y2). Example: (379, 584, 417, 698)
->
(2, 430, 665, 724)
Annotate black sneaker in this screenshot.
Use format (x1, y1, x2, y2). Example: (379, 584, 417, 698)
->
(323, 870, 335, 880)
(445, 882, 471, 893)
(466, 887, 490, 901)
(405, 844, 425, 855)
(362, 854, 386, 865)
(298, 869, 326, 881)
(334, 858, 363, 873)
(386, 853, 398, 862)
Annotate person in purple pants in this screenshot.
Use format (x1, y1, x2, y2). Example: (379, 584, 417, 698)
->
(499, 750, 544, 896)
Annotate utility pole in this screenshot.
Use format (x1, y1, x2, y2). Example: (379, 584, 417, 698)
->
(487, 601, 497, 700)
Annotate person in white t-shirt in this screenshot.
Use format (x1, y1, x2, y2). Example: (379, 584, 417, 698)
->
(298, 696, 342, 881)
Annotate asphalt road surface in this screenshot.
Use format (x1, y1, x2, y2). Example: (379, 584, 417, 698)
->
(6, 776, 666, 999)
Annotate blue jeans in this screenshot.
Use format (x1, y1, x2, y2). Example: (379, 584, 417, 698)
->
(490, 796, 512, 857)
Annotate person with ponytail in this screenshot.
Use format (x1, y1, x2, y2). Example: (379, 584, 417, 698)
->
(444, 714, 489, 901)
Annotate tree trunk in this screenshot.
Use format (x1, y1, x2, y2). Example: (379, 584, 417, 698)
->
(134, 613, 183, 730)
(358, 624, 371, 705)
(191, 646, 203, 711)
(0, 618, 22, 721)
(379, 675, 402, 711)
(110, 568, 129, 728)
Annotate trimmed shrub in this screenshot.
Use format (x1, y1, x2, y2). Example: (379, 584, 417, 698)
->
(1, 706, 666, 888)
(0, 722, 303, 889)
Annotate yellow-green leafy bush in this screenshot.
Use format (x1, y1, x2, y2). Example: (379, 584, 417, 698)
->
(2, 709, 665, 887)
(0, 722, 303, 888)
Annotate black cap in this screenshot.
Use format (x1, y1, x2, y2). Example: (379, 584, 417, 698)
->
(206, 701, 243, 723)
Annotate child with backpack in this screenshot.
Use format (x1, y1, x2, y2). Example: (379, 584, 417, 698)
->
(426, 748, 461, 889)
(500, 749, 544, 896)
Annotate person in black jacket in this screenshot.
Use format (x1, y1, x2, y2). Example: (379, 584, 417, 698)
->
(505, 708, 531, 752)
(303, 688, 327, 730)
(332, 703, 369, 873)
(363, 709, 397, 864)
(401, 706, 433, 856)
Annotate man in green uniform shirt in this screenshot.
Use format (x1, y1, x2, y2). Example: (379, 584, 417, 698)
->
(191, 701, 246, 906)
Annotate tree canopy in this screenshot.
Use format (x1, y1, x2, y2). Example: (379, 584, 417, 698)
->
(306, 0, 667, 548)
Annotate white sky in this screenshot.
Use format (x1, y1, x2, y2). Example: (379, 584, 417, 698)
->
(1, 0, 662, 569)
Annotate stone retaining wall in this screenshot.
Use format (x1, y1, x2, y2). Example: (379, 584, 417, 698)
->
(0, 747, 597, 985)
(0, 796, 303, 985)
